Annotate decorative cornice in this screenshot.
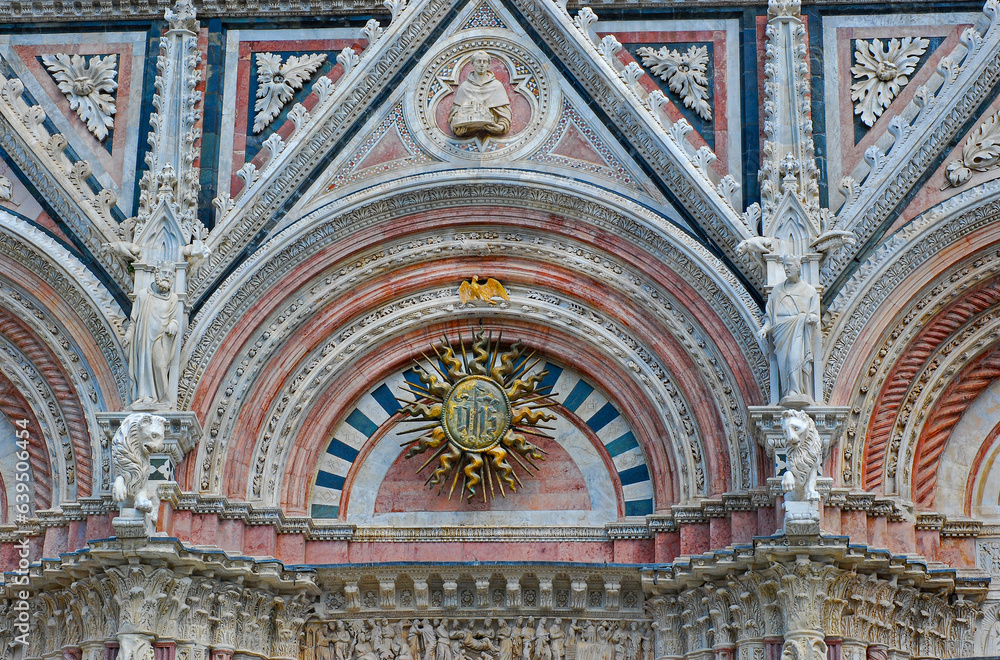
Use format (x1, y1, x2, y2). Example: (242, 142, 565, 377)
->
(642, 533, 984, 597)
(0, 487, 862, 544)
(0, 0, 968, 22)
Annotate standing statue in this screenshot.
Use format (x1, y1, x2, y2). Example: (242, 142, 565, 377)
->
(549, 620, 565, 660)
(780, 409, 826, 503)
(449, 51, 512, 137)
(111, 412, 166, 533)
(125, 263, 181, 408)
(759, 255, 820, 407)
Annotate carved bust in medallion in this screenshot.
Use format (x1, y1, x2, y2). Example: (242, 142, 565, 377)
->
(448, 50, 512, 137)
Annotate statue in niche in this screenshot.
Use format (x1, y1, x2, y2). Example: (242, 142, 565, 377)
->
(111, 412, 165, 530)
(449, 51, 512, 137)
(759, 254, 820, 407)
(125, 263, 181, 408)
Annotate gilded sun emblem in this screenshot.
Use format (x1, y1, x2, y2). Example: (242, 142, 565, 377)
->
(397, 329, 557, 502)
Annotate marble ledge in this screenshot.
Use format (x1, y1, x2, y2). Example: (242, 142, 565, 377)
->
(0, 487, 985, 544)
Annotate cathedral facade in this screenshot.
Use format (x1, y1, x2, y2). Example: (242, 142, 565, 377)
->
(0, 0, 998, 658)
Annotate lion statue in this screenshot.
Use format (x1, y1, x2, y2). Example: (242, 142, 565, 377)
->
(111, 413, 166, 527)
(779, 409, 826, 502)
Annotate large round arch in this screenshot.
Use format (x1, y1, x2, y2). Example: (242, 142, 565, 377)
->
(181, 172, 767, 515)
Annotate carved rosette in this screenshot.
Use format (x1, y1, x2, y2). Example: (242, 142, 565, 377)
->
(413, 35, 557, 161)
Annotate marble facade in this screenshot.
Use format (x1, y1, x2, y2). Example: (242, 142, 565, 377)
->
(0, 0, 999, 657)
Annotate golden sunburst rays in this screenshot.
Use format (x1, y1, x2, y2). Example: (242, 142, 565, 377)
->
(396, 329, 559, 503)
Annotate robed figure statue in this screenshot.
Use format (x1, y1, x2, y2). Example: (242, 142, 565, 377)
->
(125, 264, 181, 407)
(759, 255, 820, 407)
(449, 50, 512, 137)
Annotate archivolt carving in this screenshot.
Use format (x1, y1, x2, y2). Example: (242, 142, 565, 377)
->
(0, 371, 52, 510)
(185, 174, 762, 410)
(233, 266, 753, 506)
(910, 344, 1000, 506)
(217, 285, 710, 505)
(192, 224, 761, 502)
(0, 305, 92, 501)
(834, 253, 1000, 491)
(824, 178, 1000, 486)
(866, 291, 1000, 497)
(0, 211, 128, 400)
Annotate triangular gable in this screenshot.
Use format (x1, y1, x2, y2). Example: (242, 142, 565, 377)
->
(291, 0, 677, 224)
(205, 0, 751, 295)
(0, 31, 150, 217)
(524, 98, 668, 205)
(821, 11, 981, 212)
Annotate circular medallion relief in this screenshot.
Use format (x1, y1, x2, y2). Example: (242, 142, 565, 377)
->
(444, 375, 512, 452)
(414, 37, 554, 161)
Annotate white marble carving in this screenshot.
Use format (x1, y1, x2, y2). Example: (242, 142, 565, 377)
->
(945, 109, 1000, 187)
(851, 37, 929, 127)
(41, 53, 119, 141)
(111, 412, 165, 535)
(449, 50, 512, 137)
(125, 264, 181, 408)
(780, 409, 825, 504)
(759, 255, 820, 407)
(253, 52, 328, 133)
(0, 174, 13, 204)
(636, 44, 712, 121)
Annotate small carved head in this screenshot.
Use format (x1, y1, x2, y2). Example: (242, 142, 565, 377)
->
(154, 264, 176, 293)
(781, 254, 803, 282)
(780, 408, 812, 444)
(138, 413, 166, 456)
(471, 50, 492, 75)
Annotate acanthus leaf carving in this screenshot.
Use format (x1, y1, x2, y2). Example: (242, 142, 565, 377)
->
(41, 53, 118, 141)
(945, 108, 1000, 187)
(850, 37, 929, 127)
(253, 52, 327, 134)
(636, 44, 713, 121)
